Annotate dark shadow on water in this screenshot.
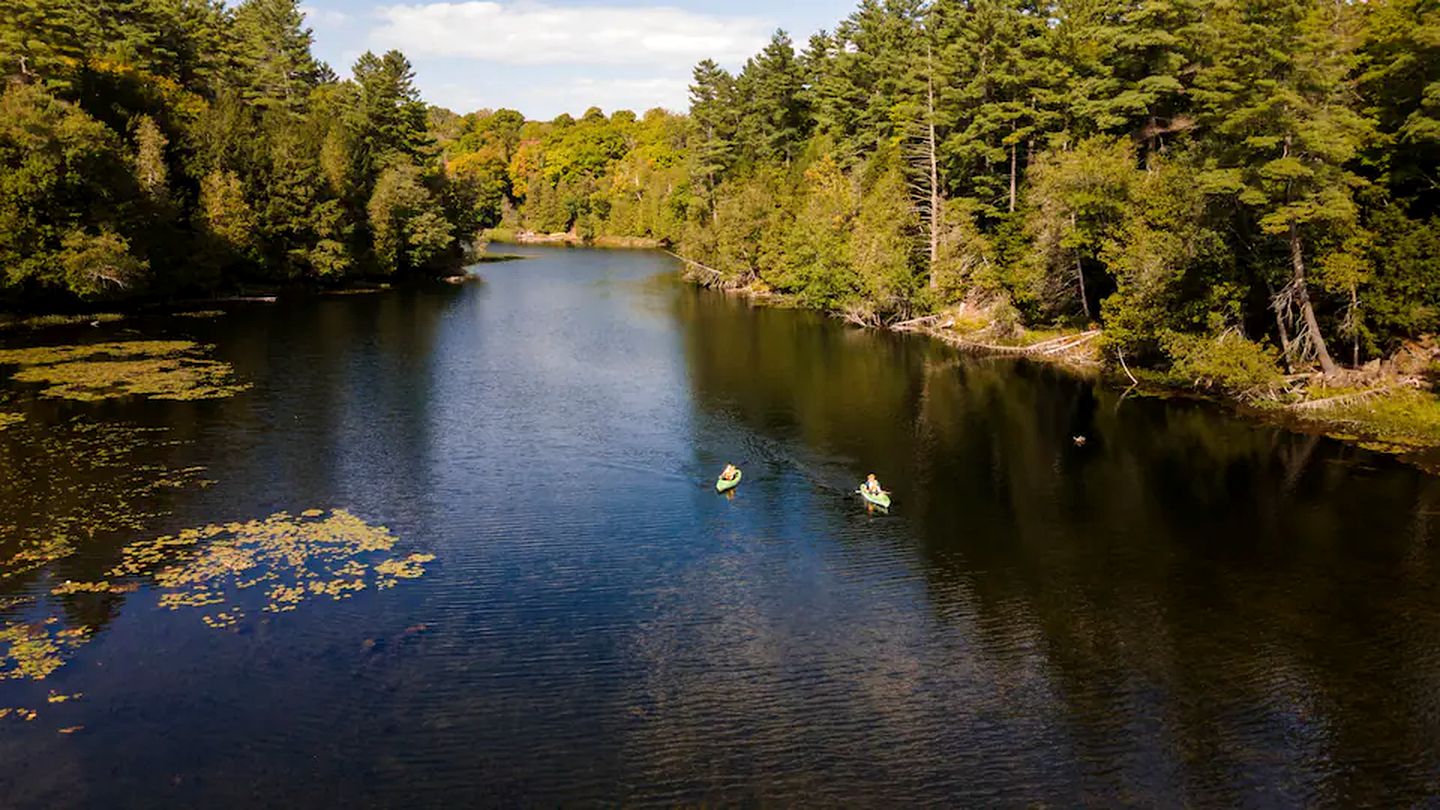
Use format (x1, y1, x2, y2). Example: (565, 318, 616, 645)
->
(674, 282, 1440, 804)
(2, 247, 1439, 806)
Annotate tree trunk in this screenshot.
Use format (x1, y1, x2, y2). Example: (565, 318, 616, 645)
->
(1289, 224, 1337, 375)
(926, 53, 941, 291)
(1350, 285, 1360, 367)
(1072, 213, 1091, 320)
(1008, 141, 1017, 214)
(1268, 280, 1294, 372)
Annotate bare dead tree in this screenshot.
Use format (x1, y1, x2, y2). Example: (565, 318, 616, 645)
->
(901, 39, 944, 292)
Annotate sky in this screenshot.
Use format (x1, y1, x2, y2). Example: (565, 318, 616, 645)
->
(298, 0, 858, 119)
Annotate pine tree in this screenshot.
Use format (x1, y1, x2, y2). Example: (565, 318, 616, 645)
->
(1195, 0, 1376, 374)
(1056, 0, 1201, 156)
(1360, 0, 1440, 207)
(0, 0, 96, 86)
(688, 59, 737, 217)
(352, 50, 431, 174)
(232, 0, 322, 115)
(931, 0, 1063, 217)
(734, 31, 810, 166)
(809, 0, 927, 161)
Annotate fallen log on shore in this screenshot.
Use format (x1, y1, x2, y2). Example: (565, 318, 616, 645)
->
(665, 250, 725, 286)
(1290, 380, 1420, 412)
(927, 329, 1101, 357)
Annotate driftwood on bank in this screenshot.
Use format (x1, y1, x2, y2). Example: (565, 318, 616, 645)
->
(914, 328, 1101, 359)
(891, 314, 946, 330)
(1290, 380, 1419, 412)
(667, 257, 1103, 363)
(664, 250, 724, 286)
(210, 295, 278, 303)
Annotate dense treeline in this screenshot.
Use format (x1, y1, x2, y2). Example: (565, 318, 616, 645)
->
(672, 0, 1439, 382)
(440, 105, 690, 244)
(0, 0, 473, 307)
(5, 0, 1438, 388)
(452, 0, 1437, 385)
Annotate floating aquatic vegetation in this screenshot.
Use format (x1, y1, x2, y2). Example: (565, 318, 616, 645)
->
(1, 539, 74, 580)
(0, 619, 93, 682)
(173, 310, 225, 319)
(0, 340, 249, 401)
(0, 708, 38, 721)
(375, 553, 436, 589)
(0, 418, 210, 581)
(50, 580, 137, 596)
(0, 412, 22, 430)
(102, 509, 433, 628)
(46, 691, 82, 704)
(0, 313, 124, 331)
(201, 610, 243, 629)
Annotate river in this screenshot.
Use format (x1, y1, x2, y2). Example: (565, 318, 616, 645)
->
(1, 245, 1439, 806)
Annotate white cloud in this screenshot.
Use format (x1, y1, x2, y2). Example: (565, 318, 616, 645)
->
(430, 75, 691, 118)
(300, 4, 353, 26)
(369, 2, 770, 68)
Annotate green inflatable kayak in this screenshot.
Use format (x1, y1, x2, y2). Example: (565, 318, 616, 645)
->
(858, 486, 891, 509)
(716, 469, 742, 492)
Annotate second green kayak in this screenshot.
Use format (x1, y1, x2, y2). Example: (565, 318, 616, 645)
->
(858, 487, 891, 509)
(716, 469, 742, 492)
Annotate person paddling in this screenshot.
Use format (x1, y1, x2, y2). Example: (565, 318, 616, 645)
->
(721, 463, 739, 481)
(864, 473, 884, 496)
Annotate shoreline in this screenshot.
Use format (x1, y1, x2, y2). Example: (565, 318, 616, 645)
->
(677, 265, 1440, 465)
(5, 242, 1434, 465)
(484, 228, 663, 250)
(0, 271, 493, 332)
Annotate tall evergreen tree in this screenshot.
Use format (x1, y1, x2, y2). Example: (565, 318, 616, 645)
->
(1195, 0, 1376, 374)
(688, 58, 738, 216)
(0, 0, 96, 86)
(352, 49, 430, 173)
(1360, 0, 1440, 207)
(734, 30, 810, 165)
(232, 0, 322, 115)
(931, 0, 1063, 217)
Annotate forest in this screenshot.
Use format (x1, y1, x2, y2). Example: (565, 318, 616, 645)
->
(457, 0, 1439, 399)
(2, 0, 1439, 401)
(0, 0, 477, 309)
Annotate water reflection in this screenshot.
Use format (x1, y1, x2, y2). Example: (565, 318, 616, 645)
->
(1, 250, 1438, 805)
(675, 284, 1440, 803)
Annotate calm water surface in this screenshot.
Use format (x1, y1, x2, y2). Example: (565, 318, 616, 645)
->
(3, 246, 1440, 806)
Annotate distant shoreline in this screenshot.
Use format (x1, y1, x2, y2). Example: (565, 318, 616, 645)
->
(483, 228, 663, 250)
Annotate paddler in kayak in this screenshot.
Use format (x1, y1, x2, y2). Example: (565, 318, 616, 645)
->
(863, 473, 884, 496)
(716, 463, 743, 494)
